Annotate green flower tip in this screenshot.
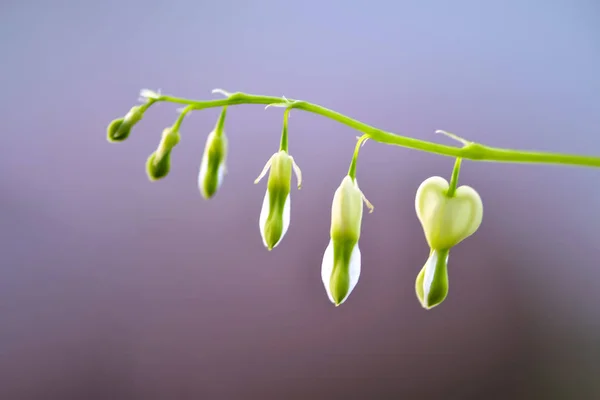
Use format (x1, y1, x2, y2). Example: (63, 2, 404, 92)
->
(107, 106, 145, 143)
(107, 118, 130, 142)
(146, 151, 171, 181)
(415, 249, 449, 310)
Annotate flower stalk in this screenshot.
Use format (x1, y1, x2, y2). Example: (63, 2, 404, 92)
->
(133, 89, 600, 169)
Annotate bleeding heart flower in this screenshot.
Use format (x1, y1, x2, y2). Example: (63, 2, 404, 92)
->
(321, 175, 373, 306)
(198, 109, 228, 199)
(254, 150, 302, 250)
(415, 176, 483, 250)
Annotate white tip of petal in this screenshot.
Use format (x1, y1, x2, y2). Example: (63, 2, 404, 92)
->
(321, 240, 361, 306)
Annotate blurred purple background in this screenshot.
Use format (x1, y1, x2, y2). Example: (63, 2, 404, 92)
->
(1, 1, 599, 399)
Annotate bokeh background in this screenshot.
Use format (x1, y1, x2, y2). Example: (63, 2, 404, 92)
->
(1, 1, 599, 399)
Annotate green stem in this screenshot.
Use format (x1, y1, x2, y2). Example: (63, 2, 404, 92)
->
(279, 108, 291, 152)
(215, 106, 227, 136)
(148, 91, 600, 169)
(447, 158, 462, 197)
(348, 135, 369, 180)
(172, 105, 195, 131)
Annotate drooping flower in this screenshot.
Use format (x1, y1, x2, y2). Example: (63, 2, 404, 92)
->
(321, 175, 372, 306)
(146, 127, 181, 181)
(415, 176, 483, 250)
(198, 108, 228, 199)
(107, 105, 145, 143)
(414, 175, 483, 309)
(254, 150, 302, 250)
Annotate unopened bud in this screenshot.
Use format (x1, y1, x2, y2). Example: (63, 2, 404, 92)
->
(198, 129, 228, 199)
(255, 150, 302, 250)
(321, 175, 371, 306)
(146, 128, 180, 181)
(107, 106, 145, 143)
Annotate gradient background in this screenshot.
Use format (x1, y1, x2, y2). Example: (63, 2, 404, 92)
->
(1, 1, 599, 399)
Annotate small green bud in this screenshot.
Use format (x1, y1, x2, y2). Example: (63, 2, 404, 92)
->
(255, 150, 302, 250)
(198, 130, 228, 199)
(321, 175, 372, 306)
(415, 176, 483, 249)
(146, 150, 171, 181)
(415, 249, 449, 309)
(107, 105, 145, 143)
(145, 128, 180, 181)
(107, 118, 129, 142)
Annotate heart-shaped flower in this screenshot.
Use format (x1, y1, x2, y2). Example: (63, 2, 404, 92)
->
(321, 175, 373, 306)
(415, 176, 483, 250)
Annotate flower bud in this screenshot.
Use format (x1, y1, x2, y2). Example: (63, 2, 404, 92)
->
(321, 175, 372, 306)
(255, 151, 302, 250)
(415, 176, 483, 250)
(415, 249, 449, 309)
(198, 129, 228, 199)
(107, 105, 145, 142)
(146, 128, 180, 181)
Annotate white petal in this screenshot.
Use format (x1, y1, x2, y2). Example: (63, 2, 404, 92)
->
(290, 155, 302, 189)
(217, 162, 225, 188)
(320, 240, 335, 304)
(276, 194, 291, 248)
(198, 153, 209, 197)
(344, 243, 361, 305)
(320, 240, 361, 305)
(259, 189, 270, 248)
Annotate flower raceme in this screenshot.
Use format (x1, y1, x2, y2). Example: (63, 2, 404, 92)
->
(107, 88, 600, 314)
(414, 176, 483, 309)
(321, 175, 373, 306)
(255, 150, 302, 250)
(198, 109, 228, 199)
